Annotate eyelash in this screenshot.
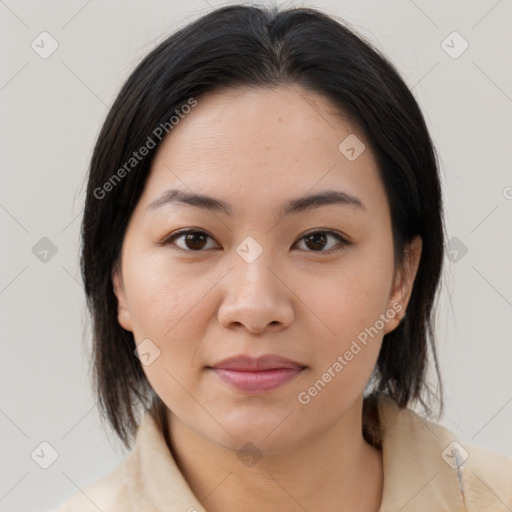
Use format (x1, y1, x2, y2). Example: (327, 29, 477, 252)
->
(158, 228, 350, 255)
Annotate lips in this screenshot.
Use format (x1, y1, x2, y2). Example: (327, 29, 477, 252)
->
(207, 354, 307, 394)
(210, 354, 306, 371)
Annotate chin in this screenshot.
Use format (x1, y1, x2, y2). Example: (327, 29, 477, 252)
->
(203, 408, 306, 454)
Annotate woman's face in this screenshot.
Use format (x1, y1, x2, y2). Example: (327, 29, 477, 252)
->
(113, 85, 421, 453)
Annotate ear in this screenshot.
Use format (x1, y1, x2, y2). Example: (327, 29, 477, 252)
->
(112, 266, 133, 332)
(383, 236, 422, 335)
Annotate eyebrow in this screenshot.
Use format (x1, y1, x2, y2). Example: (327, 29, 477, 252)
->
(145, 188, 365, 217)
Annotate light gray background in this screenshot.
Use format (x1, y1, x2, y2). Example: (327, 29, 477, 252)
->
(1, 0, 511, 510)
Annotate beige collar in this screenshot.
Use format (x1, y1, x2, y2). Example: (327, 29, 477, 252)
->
(129, 397, 512, 512)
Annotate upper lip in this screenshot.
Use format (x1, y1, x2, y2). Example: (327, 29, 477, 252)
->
(209, 354, 306, 371)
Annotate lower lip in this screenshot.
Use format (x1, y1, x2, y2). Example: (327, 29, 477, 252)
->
(210, 367, 305, 394)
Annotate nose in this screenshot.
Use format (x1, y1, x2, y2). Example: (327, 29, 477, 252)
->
(217, 244, 295, 334)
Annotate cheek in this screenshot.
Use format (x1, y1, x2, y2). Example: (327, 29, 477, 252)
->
(125, 266, 208, 406)
(301, 254, 394, 403)
(296, 268, 388, 413)
(122, 253, 210, 339)
(311, 260, 393, 346)
(122, 253, 220, 391)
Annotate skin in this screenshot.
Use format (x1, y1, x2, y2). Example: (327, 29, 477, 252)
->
(113, 84, 422, 512)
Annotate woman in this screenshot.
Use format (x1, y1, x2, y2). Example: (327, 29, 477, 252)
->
(53, 4, 512, 511)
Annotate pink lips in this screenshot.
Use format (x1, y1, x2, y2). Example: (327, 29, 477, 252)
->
(208, 354, 306, 394)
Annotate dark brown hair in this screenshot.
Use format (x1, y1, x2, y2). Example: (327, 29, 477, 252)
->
(80, 4, 445, 450)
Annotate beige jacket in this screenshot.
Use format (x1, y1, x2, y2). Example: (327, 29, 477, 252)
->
(52, 398, 512, 511)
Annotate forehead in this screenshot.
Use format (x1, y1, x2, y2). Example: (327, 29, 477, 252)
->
(142, 85, 387, 217)
(157, 85, 361, 155)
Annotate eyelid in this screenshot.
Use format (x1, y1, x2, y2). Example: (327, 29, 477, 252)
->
(158, 228, 351, 253)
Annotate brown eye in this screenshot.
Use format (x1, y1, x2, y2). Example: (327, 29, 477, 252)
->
(305, 232, 328, 250)
(161, 230, 219, 251)
(182, 232, 208, 250)
(295, 230, 348, 253)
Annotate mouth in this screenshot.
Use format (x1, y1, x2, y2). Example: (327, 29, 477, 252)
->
(207, 354, 307, 394)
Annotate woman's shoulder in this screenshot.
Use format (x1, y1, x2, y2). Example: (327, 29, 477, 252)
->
(48, 443, 149, 512)
(48, 411, 205, 512)
(376, 395, 512, 511)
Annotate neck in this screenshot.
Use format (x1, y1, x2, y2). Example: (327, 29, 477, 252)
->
(166, 396, 383, 512)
